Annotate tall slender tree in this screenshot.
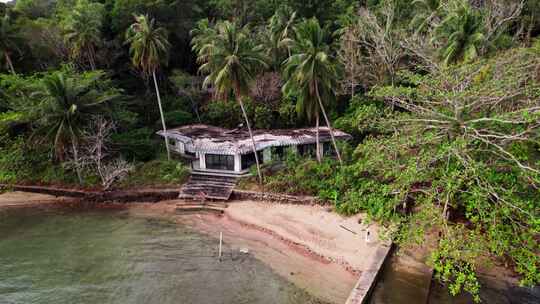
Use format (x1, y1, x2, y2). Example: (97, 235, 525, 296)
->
(192, 20, 267, 183)
(63, 0, 104, 70)
(125, 14, 171, 160)
(0, 14, 22, 74)
(283, 18, 342, 164)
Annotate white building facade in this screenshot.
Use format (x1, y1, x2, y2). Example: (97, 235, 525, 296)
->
(158, 124, 351, 176)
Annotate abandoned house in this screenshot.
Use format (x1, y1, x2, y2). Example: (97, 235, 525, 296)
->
(157, 124, 352, 176)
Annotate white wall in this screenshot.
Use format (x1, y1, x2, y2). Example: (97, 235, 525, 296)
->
(263, 148, 272, 163)
(234, 154, 242, 172)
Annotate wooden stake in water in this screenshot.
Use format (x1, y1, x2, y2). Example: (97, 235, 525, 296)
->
(218, 232, 223, 261)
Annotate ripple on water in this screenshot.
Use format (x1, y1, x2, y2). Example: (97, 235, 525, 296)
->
(0, 208, 327, 304)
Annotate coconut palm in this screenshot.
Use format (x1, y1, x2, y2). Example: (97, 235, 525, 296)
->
(63, 0, 104, 70)
(410, 0, 441, 34)
(32, 71, 119, 184)
(192, 21, 267, 184)
(264, 6, 297, 71)
(190, 19, 216, 55)
(433, 1, 485, 65)
(125, 14, 171, 160)
(283, 18, 342, 164)
(0, 14, 22, 74)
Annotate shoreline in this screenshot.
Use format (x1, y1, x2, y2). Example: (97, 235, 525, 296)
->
(127, 200, 391, 303)
(1, 191, 534, 303)
(1, 191, 381, 303)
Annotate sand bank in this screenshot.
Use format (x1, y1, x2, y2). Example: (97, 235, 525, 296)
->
(129, 200, 391, 303)
(0, 191, 70, 209)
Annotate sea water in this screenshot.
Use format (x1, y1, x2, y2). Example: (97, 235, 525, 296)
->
(0, 208, 324, 304)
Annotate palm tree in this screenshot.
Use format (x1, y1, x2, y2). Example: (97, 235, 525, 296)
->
(264, 6, 296, 71)
(33, 71, 119, 184)
(125, 14, 171, 160)
(410, 0, 441, 34)
(283, 18, 342, 164)
(432, 1, 485, 65)
(0, 14, 22, 74)
(192, 21, 267, 184)
(63, 0, 104, 70)
(190, 19, 216, 55)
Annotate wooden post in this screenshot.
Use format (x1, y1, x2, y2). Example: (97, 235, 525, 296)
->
(218, 232, 223, 261)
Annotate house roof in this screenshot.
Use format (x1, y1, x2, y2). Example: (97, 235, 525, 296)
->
(157, 124, 352, 155)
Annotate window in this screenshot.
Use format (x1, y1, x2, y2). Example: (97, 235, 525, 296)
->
(241, 151, 264, 170)
(205, 154, 234, 171)
(273, 146, 285, 160)
(298, 144, 317, 157)
(323, 142, 334, 156)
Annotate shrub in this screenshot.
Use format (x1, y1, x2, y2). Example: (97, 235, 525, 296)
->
(121, 160, 190, 187)
(112, 128, 158, 162)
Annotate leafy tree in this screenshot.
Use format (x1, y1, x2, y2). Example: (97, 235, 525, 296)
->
(32, 70, 120, 184)
(62, 0, 105, 70)
(432, 0, 485, 65)
(192, 20, 267, 183)
(369, 46, 540, 299)
(0, 14, 23, 74)
(283, 18, 342, 164)
(13, 0, 54, 19)
(125, 14, 171, 160)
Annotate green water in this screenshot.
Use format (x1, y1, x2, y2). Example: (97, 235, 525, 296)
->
(0, 209, 324, 304)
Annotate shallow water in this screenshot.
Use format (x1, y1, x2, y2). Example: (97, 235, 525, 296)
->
(0, 208, 325, 304)
(369, 253, 540, 304)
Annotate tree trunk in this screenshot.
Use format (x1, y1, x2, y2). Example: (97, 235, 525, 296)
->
(236, 90, 263, 184)
(88, 45, 96, 71)
(153, 70, 171, 161)
(5, 53, 15, 74)
(71, 138, 83, 185)
(315, 112, 321, 163)
(314, 82, 343, 165)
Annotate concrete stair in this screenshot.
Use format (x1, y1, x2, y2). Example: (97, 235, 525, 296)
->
(174, 201, 228, 214)
(178, 174, 237, 201)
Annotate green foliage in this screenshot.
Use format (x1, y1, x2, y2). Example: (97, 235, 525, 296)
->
(111, 127, 157, 162)
(13, 0, 54, 19)
(163, 110, 193, 127)
(265, 47, 540, 301)
(1, 0, 540, 300)
(334, 96, 392, 138)
(193, 20, 267, 99)
(0, 13, 23, 73)
(201, 100, 243, 128)
(283, 18, 337, 124)
(201, 98, 278, 129)
(432, 0, 485, 65)
(120, 159, 190, 187)
(61, 0, 104, 70)
(0, 135, 78, 185)
(31, 68, 122, 159)
(125, 14, 170, 76)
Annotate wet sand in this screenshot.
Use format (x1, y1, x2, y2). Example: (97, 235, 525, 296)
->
(129, 200, 390, 303)
(0, 191, 70, 208)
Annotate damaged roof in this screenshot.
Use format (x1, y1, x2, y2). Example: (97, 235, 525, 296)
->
(157, 124, 352, 155)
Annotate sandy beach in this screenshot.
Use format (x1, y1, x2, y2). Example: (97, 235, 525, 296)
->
(129, 200, 391, 303)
